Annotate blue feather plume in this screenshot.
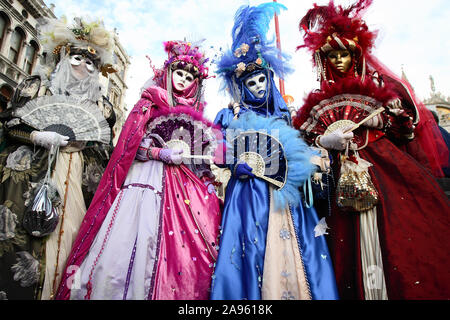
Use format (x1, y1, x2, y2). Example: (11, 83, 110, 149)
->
(228, 112, 318, 210)
(231, 2, 283, 52)
(216, 2, 293, 94)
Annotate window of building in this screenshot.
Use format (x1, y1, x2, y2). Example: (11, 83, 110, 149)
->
(113, 53, 126, 79)
(119, 60, 125, 79)
(0, 84, 14, 102)
(9, 27, 25, 64)
(109, 90, 118, 106)
(23, 41, 38, 74)
(0, 12, 10, 51)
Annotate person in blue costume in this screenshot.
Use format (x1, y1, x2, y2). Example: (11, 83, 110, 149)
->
(210, 3, 339, 300)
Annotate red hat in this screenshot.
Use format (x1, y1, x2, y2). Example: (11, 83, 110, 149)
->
(298, 0, 377, 59)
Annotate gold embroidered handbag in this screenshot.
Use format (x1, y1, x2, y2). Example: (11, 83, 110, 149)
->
(336, 148, 379, 212)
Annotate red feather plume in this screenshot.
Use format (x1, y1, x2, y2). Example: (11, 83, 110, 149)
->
(298, 0, 377, 55)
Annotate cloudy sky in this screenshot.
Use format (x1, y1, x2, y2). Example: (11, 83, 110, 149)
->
(43, 0, 450, 121)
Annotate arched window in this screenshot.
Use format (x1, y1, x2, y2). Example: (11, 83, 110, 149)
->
(9, 27, 25, 64)
(0, 84, 13, 111)
(0, 12, 11, 51)
(118, 58, 125, 79)
(109, 89, 118, 106)
(23, 40, 38, 74)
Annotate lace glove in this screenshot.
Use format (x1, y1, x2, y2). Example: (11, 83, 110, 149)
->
(30, 131, 69, 149)
(317, 126, 354, 151)
(158, 148, 183, 165)
(234, 162, 255, 179)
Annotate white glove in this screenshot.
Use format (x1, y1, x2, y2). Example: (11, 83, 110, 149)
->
(288, 106, 297, 119)
(30, 131, 69, 149)
(318, 126, 354, 151)
(387, 98, 404, 116)
(290, 110, 297, 119)
(158, 148, 184, 165)
(364, 114, 383, 129)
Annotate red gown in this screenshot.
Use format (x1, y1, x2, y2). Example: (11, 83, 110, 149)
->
(294, 78, 450, 299)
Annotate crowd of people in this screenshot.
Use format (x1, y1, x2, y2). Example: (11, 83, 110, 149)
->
(0, 0, 448, 300)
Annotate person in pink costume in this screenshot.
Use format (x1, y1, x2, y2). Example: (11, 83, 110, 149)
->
(55, 40, 222, 300)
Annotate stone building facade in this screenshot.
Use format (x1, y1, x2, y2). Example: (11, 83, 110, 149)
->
(100, 30, 130, 145)
(0, 0, 55, 110)
(0, 0, 130, 144)
(424, 76, 450, 133)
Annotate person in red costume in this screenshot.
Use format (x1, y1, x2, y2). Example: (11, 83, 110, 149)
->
(293, 0, 449, 300)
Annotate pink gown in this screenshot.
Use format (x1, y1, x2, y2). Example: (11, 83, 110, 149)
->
(55, 87, 222, 300)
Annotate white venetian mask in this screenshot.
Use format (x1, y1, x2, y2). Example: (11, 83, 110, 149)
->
(244, 72, 267, 99)
(172, 69, 195, 92)
(70, 54, 95, 80)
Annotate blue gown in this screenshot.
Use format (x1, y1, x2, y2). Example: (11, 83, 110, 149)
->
(210, 103, 339, 300)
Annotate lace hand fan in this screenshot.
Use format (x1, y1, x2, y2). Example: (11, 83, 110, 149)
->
(146, 112, 219, 163)
(300, 94, 385, 148)
(13, 95, 111, 144)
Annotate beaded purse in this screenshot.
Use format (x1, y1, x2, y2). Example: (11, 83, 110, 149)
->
(336, 148, 379, 212)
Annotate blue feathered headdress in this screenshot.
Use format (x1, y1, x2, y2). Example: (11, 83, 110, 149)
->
(216, 2, 292, 94)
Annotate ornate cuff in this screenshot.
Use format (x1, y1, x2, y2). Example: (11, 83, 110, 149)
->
(147, 147, 162, 160)
(9, 129, 33, 144)
(315, 135, 325, 149)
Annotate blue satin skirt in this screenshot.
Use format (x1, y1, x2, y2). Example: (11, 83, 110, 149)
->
(210, 177, 339, 300)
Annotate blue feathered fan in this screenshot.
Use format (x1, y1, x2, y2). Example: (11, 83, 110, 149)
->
(228, 112, 317, 209)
